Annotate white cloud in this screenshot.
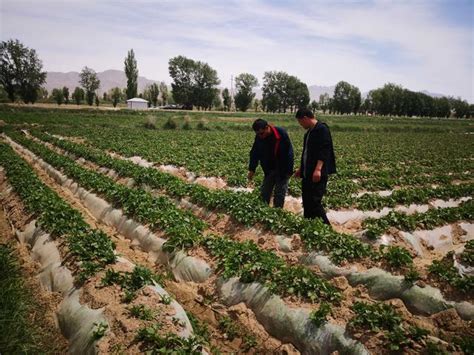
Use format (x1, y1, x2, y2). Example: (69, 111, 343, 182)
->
(1, 0, 472, 100)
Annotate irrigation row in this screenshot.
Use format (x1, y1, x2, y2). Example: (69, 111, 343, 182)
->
(0, 143, 202, 354)
(4, 131, 473, 353)
(36, 131, 473, 266)
(47, 131, 473, 238)
(11, 132, 474, 310)
(4, 132, 377, 354)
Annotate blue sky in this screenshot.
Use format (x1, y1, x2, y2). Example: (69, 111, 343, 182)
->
(1, 0, 473, 101)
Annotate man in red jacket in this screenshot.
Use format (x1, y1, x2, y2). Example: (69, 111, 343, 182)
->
(248, 119, 294, 208)
(294, 108, 336, 224)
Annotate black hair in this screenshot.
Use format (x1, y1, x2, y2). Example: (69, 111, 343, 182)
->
(295, 108, 314, 119)
(252, 118, 268, 131)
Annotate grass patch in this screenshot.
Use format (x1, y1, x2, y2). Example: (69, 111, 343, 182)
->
(0, 243, 47, 352)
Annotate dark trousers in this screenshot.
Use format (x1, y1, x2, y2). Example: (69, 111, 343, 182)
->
(260, 170, 289, 208)
(302, 176, 330, 225)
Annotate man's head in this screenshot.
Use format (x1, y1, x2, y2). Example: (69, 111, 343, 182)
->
(252, 118, 272, 139)
(295, 108, 316, 129)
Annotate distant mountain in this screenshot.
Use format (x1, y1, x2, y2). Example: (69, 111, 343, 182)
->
(45, 69, 160, 95)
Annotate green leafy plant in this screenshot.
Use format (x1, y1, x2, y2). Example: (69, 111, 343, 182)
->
(309, 302, 332, 328)
(92, 321, 108, 340)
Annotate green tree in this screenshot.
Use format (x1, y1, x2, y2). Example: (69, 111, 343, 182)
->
(193, 61, 220, 110)
(333, 81, 361, 114)
(95, 93, 100, 107)
(169, 55, 220, 110)
(52, 88, 64, 105)
(222, 88, 231, 111)
(79, 67, 100, 106)
(287, 76, 310, 112)
(124, 49, 138, 99)
(110, 87, 122, 108)
(310, 100, 319, 112)
(145, 83, 159, 107)
(72, 87, 85, 105)
(169, 56, 196, 109)
(102, 92, 108, 101)
(319, 93, 330, 114)
(450, 97, 470, 118)
(62, 86, 69, 104)
(234, 73, 258, 112)
(159, 81, 168, 105)
(0, 39, 46, 103)
(261, 71, 288, 113)
(212, 91, 223, 110)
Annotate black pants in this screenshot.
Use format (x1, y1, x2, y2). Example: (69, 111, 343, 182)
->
(260, 170, 289, 208)
(302, 176, 330, 225)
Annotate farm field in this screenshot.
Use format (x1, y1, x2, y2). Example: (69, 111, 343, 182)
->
(0, 105, 473, 354)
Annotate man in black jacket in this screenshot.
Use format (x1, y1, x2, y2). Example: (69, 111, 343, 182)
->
(294, 108, 336, 224)
(248, 119, 294, 208)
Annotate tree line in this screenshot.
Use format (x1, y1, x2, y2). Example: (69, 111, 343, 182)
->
(1, 39, 472, 117)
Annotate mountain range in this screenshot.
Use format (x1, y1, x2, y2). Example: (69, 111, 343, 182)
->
(45, 70, 444, 100)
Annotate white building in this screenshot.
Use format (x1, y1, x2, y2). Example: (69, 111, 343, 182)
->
(126, 97, 149, 110)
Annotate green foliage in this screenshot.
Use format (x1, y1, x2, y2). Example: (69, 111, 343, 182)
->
(186, 312, 210, 344)
(261, 71, 309, 113)
(144, 115, 157, 129)
(460, 239, 474, 267)
(309, 302, 332, 328)
(92, 321, 108, 340)
(332, 81, 361, 114)
(79, 66, 100, 105)
(204, 236, 341, 303)
(0, 244, 44, 353)
(429, 252, 474, 293)
(110, 87, 122, 107)
(350, 302, 402, 332)
(136, 325, 202, 354)
(128, 304, 155, 321)
(163, 116, 177, 129)
(100, 265, 162, 301)
(169, 55, 220, 110)
(403, 267, 420, 285)
(72, 87, 85, 105)
(234, 73, 258, 112)
(218, 315, 239, 341)
(349, 302, 430, 351)
(124, 49, 138, 100)
(0, 39, 46, 103)
(52, 88, 64, 105)
(0, 142, 116, 282)
(380, 245, 413, 268)
(364, 200, 474, 239)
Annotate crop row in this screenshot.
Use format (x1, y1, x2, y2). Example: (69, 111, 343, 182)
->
(39, 130, 473, 211)
(20, 132, 474, 295)
(43, 125, 473, 196)
(6, 131, 343, 304)
(363, 200, 474, 239)
(0, 142, 116, 281)
(0, 142, 209, 353)
(36, 130, 472, 245)
(28, 130, 379, 265)
(12, 132, 474, 353)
